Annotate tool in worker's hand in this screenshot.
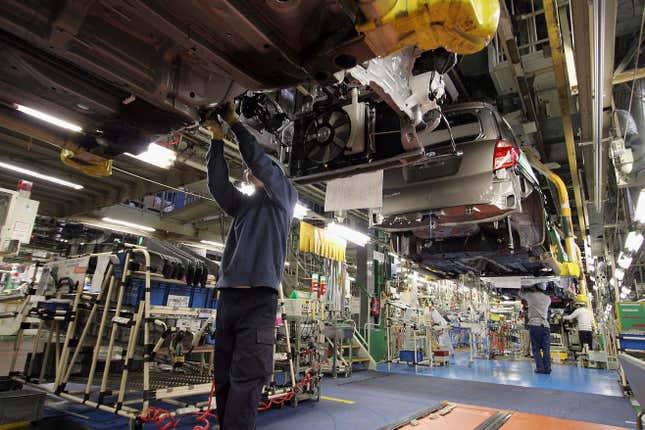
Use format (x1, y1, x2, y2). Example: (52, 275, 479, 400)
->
(201, 101, 238, 140)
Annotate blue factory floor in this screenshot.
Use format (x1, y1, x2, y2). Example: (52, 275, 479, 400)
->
(36, 354, 637, 430)
(376, 351, 624, 397)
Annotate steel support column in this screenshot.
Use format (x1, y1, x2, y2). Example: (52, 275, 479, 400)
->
(544, 0, 588, 239)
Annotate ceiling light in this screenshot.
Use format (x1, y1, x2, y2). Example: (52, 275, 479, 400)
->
(625, 231, 644, 253)
(236, 182, 256, 196)
(615, 268, 625, 281)
(293, 202, 308, 219)
(284, 261, 290, 267)
(15, 104, 82, 132)
(101, 217, 155, 232)
(617, 252, 633, 269)
(125, 143, 176, 169)
(200, 240, 225, 248)
(0, 161, 83, 190)
(635, 188, 645, 223)
(326, 222, 370, 247)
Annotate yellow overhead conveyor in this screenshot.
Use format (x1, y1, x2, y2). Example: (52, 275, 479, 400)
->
(357, 0, 500, 56)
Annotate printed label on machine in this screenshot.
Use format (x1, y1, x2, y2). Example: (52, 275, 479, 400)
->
(167, 295, 190, 308)
(176, 318, 201, 333)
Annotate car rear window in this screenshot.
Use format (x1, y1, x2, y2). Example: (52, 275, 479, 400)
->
(422, 110, 483, 146)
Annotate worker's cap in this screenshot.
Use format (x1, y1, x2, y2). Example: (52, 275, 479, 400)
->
(575, 294, 588, 305)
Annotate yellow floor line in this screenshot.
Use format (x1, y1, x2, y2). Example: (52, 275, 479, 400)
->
(320, 395, 355, 405)
(0, 422, 30, 430)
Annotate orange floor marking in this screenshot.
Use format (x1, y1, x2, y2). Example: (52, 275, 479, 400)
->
(397, 403, 629, 430)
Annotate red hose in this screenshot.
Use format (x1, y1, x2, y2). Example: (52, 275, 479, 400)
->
(140, 373, 315, 429)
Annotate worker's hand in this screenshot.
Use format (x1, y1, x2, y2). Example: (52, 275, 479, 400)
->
(204, 119, 225, 140)
(220, 101, 238, 125)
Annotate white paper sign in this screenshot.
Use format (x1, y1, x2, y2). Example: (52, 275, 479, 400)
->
(324, 170, 383, 211)
(167, 294, 190, 308)
(373, 251, 385, 263)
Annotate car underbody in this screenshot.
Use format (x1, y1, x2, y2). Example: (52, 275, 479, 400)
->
(0, 0, 498, 177)
(0, 0, 561, 277)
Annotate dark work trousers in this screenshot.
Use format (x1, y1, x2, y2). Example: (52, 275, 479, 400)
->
(579, 330, 593, 350)
(214, 287, 277, 430)
(528, 325, 551, 373)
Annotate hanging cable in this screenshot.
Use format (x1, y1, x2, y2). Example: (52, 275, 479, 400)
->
(111, 166, 217, 202)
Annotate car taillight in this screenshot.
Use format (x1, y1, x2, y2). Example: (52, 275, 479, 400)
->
(493, 140, 519, 171)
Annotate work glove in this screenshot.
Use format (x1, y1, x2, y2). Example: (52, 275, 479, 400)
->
(204, 119, 225, 141)
(203, 102, 237, 140)
(220, 101, 238, 125)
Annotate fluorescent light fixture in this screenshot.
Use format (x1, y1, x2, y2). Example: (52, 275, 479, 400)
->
(615, 268, 625, 281)
(617, 252, 633, 269)
(293, 202, 308, 219)
(125, 143, 176, 169)
(236, 182, 256, 196)
(15, 104, 82, 132)
(326, 222, 370, 247)
(636, 189, 645, 223)
(101, 217, 155, 232)
(0, 161, 83, 190)
(200, 240, 225, 248)
(625, 231, 644, 252)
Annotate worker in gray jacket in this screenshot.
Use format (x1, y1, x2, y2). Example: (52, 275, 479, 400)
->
(205, 103, 298, 429)
(519, 283, 552, 374)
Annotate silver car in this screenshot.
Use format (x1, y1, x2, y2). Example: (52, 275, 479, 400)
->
(372, 102, 550, 276)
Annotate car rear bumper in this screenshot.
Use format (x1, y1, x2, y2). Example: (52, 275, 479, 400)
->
(374, 168, 522, 230)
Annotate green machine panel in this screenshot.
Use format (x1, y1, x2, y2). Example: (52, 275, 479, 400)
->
(617, 302, 645, 332)
(369, 328, 388, 362)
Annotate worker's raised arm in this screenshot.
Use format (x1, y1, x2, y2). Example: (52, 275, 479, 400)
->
(231, 121, 298, 212)
(206, 139, 244, 217)
(562, 308, 579, 321)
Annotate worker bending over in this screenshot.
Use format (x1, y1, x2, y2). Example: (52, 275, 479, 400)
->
(205, 103, 298, 430)
(564, 299, 593, 351)
(520, 283, 552, 374)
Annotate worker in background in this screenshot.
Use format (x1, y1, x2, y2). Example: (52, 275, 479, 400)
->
(426, 301, 447, 326)
(205, 102, 298, 430)
(427, 302, 454, 358)
(519, 282, 552, 374)
(563, 299, 594, 351)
